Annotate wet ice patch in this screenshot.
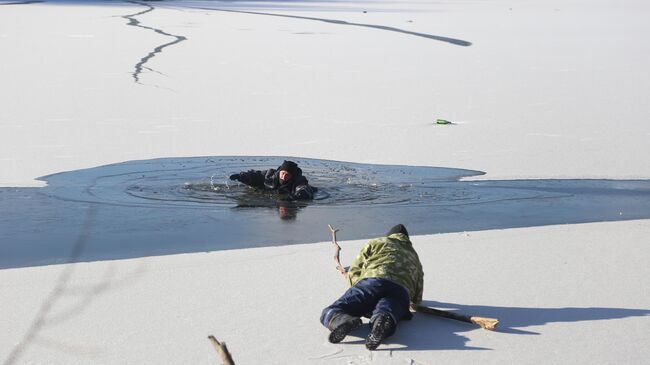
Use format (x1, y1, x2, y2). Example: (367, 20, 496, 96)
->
(40, 156, 485, 209)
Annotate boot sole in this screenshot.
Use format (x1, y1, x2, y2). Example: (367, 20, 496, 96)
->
(365, 315, 394, 350)
(328, 319, 361, 343)
(365, 338, 381, 351)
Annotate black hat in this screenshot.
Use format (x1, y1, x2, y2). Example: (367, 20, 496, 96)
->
(386, 224, 409, 237)
(279, 160, 299, 175)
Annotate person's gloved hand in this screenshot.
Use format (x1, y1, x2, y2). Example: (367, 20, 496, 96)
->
(229, 173, 240, 181)
(293, 186, 312, 200)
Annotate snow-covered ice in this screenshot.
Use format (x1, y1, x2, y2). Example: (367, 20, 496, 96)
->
(1, 0, 649, 364)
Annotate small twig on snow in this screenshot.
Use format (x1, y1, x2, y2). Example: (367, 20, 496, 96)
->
(208, 335, 235, 365)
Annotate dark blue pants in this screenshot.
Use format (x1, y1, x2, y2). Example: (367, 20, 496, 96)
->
(320, 278, 411, 336)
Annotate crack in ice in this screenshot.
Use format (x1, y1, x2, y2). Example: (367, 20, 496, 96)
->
(0, 0, 43, 5)
(121, 0, 187, 85)
(183, 5, 471, 46)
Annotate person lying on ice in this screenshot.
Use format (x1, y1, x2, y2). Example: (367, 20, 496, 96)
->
(320, 224, 424, 350)
(229, 160, 315, 200)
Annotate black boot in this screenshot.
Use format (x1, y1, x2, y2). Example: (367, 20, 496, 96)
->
(365, 314, 395, 350)
(327, 313, 362, 344)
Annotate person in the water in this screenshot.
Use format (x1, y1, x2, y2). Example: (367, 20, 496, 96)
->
(229, 160, 315, 200)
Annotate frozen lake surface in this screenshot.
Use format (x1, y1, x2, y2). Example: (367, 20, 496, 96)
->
(2, 156, 649, 269)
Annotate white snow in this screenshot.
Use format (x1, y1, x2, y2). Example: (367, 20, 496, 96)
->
(2, 221, 649, 364)
(1, 0, 649, 364)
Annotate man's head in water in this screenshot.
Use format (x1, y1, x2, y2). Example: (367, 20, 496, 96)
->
(278, 160, 299, 184)
(279, 170, 293, 184)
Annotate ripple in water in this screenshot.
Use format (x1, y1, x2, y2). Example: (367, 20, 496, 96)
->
(2, 156, 648, 268)
(43, 156, 496, 209)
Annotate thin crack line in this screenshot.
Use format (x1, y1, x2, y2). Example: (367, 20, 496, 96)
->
(181, 5, 471, 46)
(121, 0, 187, 85)
(2, 206, 97, 365)
(0, 0, 43, 5)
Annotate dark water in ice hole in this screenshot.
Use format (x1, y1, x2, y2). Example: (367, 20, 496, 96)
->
(1, 156, 649, 269)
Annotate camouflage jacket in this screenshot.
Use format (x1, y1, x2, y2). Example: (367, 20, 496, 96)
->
(346, 233, 424, 303)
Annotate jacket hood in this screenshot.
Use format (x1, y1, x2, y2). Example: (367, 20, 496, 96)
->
(274, 166, 303, 182)
(386, 224, 409, 238)
(277, 160, 300, 176)
(387, 233, 411, 244)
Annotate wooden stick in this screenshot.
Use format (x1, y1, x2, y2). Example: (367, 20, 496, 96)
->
(328, 224, 347, 277)
(415, 305, 498, 330)
(207, 335, 235, 365)
(327, 224, 498, 331)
